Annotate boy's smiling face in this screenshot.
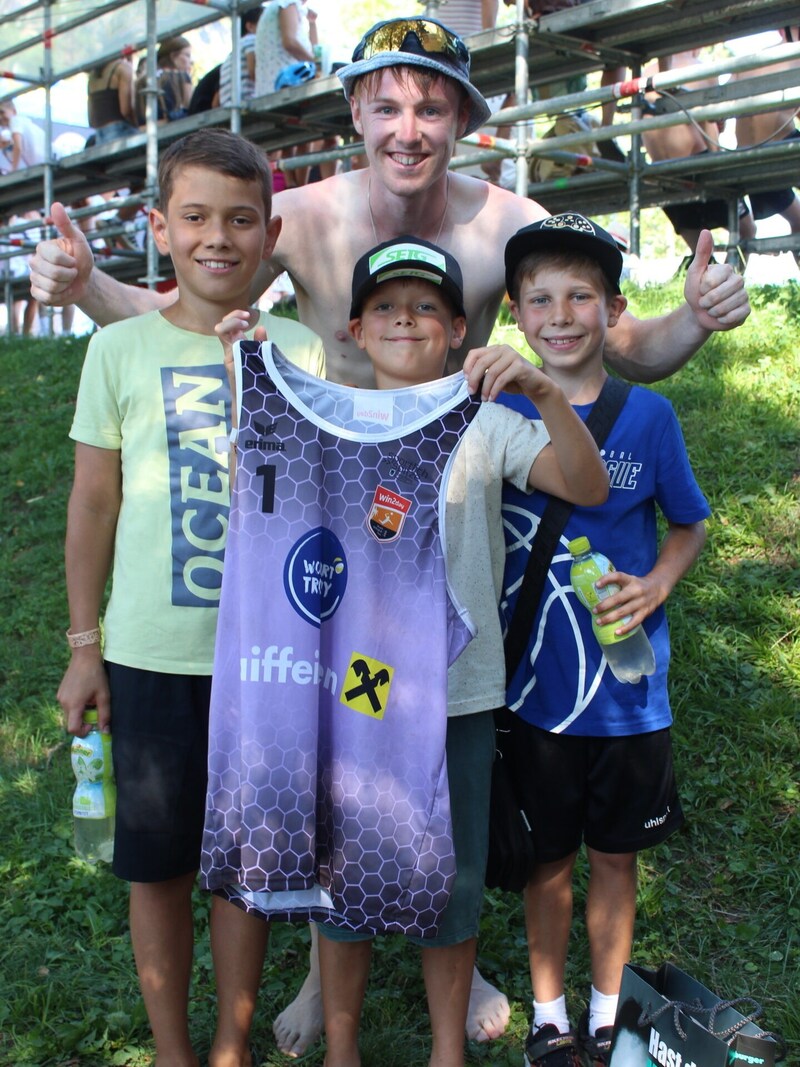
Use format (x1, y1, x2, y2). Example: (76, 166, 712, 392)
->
(511, 265, 626, 380)
(150, 164, 279, 332)
(349, 277, 465, 389)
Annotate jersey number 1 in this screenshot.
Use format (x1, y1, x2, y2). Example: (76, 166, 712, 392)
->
(256, 463, 276, 514)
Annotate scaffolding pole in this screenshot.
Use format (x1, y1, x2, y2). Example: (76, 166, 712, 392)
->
(39, 0, 55, 335)
(142, 0, 161, 288)
(514, 0, 531, 198)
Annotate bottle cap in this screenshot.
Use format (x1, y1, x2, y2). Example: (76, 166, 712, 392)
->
(83, 709, 99, 725)
(568, 536, 591, 556)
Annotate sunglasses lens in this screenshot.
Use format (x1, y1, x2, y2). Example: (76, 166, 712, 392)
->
(360, 19, 464, 62)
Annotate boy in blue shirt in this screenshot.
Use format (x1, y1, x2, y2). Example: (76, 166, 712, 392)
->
(499, 214, 710, 1067)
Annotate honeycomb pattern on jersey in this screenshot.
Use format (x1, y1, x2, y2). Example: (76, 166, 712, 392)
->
(201, 343, 480, 936)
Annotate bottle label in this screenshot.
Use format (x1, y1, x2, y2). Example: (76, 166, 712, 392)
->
(71, 733, 109, 783)
(71, 731, 114, 781)
(73, 780, 116, 819)
(571, 553, 635, 646)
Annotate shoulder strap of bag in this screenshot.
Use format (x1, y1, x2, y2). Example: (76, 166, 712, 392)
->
(504, 375, 632, 681)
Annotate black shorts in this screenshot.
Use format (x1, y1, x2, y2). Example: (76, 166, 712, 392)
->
(664, 198, 750, 234)
(508, 721, 684, 861)
(748, 129, 799, 219)
(748, 186, 797, 220)
(107, 663, 211, 883)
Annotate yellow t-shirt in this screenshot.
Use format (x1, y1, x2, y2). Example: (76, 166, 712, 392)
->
(70, 309, 325, 674)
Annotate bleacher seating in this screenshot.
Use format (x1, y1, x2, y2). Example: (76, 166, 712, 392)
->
(1, 0, 799, 303)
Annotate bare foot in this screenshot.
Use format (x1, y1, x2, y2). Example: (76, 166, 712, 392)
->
(273, 971, 323, 1056)
(466, 966, 510, 1042)
(272, 926, 324, 1057)
(208, 1051, 252, 1067)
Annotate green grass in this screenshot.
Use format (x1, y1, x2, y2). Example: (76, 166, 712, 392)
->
(0, 286, 798, 1065)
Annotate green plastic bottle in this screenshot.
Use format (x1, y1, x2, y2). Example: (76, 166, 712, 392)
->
(568, 536, 656, 684)
(71, 709, 115, 863)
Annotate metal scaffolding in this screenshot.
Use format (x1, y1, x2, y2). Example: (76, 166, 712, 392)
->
(1, 0, 799, 331)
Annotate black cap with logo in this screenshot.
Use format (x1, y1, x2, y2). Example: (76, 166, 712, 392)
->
(504, 213, 624, 296)
(350, 236, 466, 320)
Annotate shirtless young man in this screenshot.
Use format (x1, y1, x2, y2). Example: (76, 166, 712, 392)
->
(30, 15, 749, 1057)
(641, 50, 756, 254)
(733, 26, 800, 265)
(30, 18, 748, 385)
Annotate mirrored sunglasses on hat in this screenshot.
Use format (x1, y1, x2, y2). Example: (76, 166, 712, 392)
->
(353, 18, 469, 65)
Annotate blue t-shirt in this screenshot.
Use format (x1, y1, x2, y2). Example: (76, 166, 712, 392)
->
(500, 385, 710, 737)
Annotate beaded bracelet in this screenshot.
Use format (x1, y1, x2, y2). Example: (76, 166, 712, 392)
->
(66, 627, 101, 649)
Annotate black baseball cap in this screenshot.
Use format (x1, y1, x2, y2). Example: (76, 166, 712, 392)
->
(337, 17, 491, 136)
(504, 213, 624, 297)
(350, 236, 466, 320)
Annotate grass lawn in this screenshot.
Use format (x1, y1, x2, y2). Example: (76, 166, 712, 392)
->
(0, 281, 798, 1066)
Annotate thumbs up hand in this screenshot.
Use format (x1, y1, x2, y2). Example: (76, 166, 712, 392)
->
(28, 201, 95, 307)
(683, 229, 750, 332)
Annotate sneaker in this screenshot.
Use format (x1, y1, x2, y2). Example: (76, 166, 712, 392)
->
(577, 1010, 613, 1067)
(524, 1023, 581, 1067)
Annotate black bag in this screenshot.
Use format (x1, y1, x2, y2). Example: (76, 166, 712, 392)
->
(484, 706, 535, 893)
(484, 377, 632, 894)
(609, 963, 785, 1066)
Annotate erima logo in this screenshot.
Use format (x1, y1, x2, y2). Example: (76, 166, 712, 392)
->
(649, 1027, 697, 1067)
(245, 418, 285, 451)
(283, 526, 348, 627)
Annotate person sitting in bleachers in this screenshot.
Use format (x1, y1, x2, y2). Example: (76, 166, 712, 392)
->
(219, 8, 262, 106)
(0, 101, 45, 173)
(732, 26, 800, 266)
(87, 54, 138, 145)
(137, 36, 194, 124)
(642, 50, 755, 256)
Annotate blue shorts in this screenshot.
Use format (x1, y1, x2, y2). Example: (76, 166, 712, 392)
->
(93, 120, 139, 145)
(318, 709, 496, 947)
(508, 721, 684, 861)
(107, 663, 211, 883)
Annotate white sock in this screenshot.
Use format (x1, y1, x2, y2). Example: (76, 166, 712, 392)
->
(588, 986, 619, 1035)
(533, 995, 570, 1034)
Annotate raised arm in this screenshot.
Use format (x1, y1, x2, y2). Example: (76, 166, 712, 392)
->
(463, 344, 609, 506)
(57, 443, 122, 737)
(279, 3, 315, 62)
(9, 128, 22, 171)
(117, 59, 137, 125)
(28, 202, 172, 322)
(604, 230, 750, 382)
(30, 201, 282, 325)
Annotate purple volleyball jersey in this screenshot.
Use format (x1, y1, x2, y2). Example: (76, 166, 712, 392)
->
(200, 342, 480, 936)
